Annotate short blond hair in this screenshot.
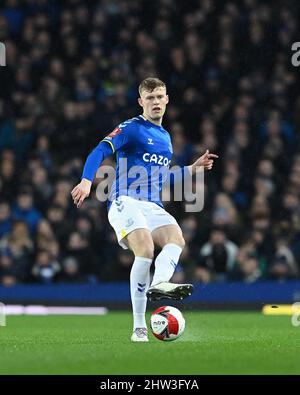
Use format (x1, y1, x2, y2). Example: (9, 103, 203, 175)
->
(138, 77, 166, 95)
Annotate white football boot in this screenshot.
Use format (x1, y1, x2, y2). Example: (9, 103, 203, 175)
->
(146, 282, 194, 301)
(131, 327, 149, 342)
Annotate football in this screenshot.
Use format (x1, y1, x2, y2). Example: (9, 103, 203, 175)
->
(150, 306, 185, 341)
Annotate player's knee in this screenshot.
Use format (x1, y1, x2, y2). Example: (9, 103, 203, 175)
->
(169, 236, 185, 250)
(127, 230, 155, 259)
(138, 244, 154, 259)
(179, 236, 186, 249)
(131, 238, 154, 259)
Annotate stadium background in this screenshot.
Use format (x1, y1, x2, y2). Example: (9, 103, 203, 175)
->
(0, 0, 300, 304)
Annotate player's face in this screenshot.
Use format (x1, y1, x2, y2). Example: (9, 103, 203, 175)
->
(138, 87, 169, 122)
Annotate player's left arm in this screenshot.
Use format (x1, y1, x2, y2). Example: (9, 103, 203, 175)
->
(187, 149, 219, 174)
(169, 149, 218, 185)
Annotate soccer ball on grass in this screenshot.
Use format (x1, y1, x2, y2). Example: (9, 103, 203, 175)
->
(150, 306, 185, 341)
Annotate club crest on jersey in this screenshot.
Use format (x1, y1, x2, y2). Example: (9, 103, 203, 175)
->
(143, 153, 171, 166)
(107, 127, 122, 138)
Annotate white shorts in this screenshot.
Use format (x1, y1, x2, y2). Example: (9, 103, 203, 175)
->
(108, 196, 180, 249)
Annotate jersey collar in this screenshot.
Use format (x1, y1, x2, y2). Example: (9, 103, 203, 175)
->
(139, 115, 164, 130)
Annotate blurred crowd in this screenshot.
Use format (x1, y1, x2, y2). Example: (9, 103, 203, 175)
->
(0, 0, 300, 286)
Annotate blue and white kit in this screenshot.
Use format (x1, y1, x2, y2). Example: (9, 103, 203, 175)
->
(82, 115, 186, 248)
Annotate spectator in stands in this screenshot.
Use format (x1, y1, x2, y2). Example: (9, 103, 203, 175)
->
(0, 149, 17, 201)
(31, 249, 60, 284)
(229, 245, 264, 283)
(35, 219, 60, 266)
(0, 250, 18, 286)
(31, 166, 52, 210)
(0, 221, 33, 282)
(58, 256, 89, 283)
(195, 228, 238, 282)
(65, 231, 97, 276)
(211, 193, 240, 228)
(12, 188, 42, 233)
(0, 200, 12, 238)
(237, 255, 263, 283)
(269, 239, 298, 281)
(46, 205, 71, 248)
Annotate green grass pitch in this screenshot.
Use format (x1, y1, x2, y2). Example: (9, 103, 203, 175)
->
(0, 311, 299, 374)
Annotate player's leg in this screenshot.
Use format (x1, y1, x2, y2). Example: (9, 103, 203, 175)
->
(125, 228, 154, 341)
(108, 197, 153, 342)
(151, 224, 185, 284)
(147, 222, 194, 301)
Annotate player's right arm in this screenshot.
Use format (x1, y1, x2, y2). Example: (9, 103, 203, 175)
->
(71, 123, 133, 208)
(71, 140, 113, 208)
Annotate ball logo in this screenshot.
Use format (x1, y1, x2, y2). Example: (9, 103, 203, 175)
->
(153, 320, 166, 325)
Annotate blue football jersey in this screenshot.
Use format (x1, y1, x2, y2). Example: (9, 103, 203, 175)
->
(101, 115, 173, 208)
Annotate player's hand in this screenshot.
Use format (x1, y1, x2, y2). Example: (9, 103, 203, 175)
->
(71, 178, 92, 208)
(190, 150, 219, 174)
